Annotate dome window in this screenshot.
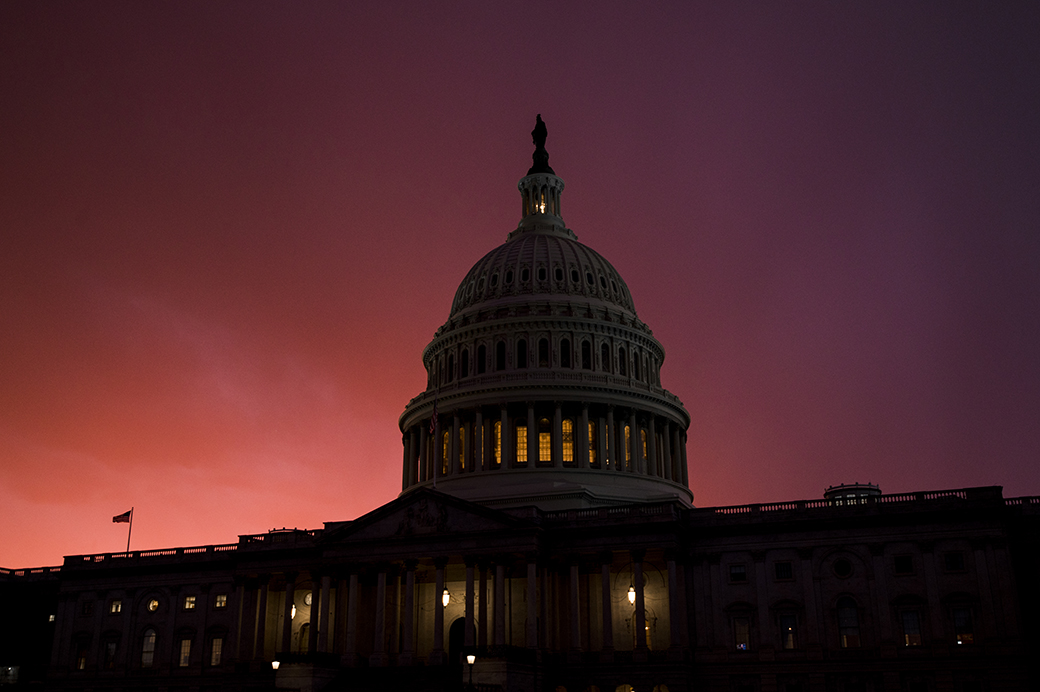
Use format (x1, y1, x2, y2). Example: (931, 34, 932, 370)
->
(477, 276, 486, 292)
(490, 273, 499, 288)
(611, 280, 618, 293)
(538, 338, 549, 367)
(599, 275, 608, 290)
(477, 344, 486, 374)
(505, 269, 514, 284)
(460, 349, 469, 378)
(516, 339, 528, 369)
(585, 271, 594, 286)
(618, 347, 627, 377)
(571, 268, 580, 283)
(446, 354, 455, 382)
(560, 338, 571, 368)
(520, 267, 530, 283)
(537, 267, 547, 282)
(581, 340, 592, 370)
(495, 341, 506, 371)
(601, 343, 611, 373)
(554, 266, 563, 282)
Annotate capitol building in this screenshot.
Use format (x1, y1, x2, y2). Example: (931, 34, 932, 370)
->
(2, 120, 1037, 692)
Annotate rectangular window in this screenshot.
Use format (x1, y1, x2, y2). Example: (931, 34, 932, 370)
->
(901, 611, 922, 646)
(516, 424, 528, 463)
(210, 637, 223, 666)
(539, 427, 551, 462)
(459, 426, 466, 471)
(774, 561, 794, 580)
(104, 641, 117, 669)
(588, 421, 597, 466)
(953, 607, 974, 644)
(179, 639, 191, 667)
(184, 595, 196, 610)
(894, 555, 914, 575)
(215, 594, 227, 609)
(734, 617, 750, 650)
(493, 421, 502, 467)
(729, 564, 748, 583)
(944, 551, 966, 572)
(75, 641, 88, 670)
(562, 419, 574, 463)
(779, 613, 797, 649)
(110, 600, 122, 614)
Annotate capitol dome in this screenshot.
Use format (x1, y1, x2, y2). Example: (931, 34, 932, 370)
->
(399, 117, 691, 510)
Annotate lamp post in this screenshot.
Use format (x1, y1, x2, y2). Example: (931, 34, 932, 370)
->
(466, 654, 476, 691)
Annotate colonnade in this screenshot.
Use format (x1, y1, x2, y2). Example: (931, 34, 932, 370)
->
(401, 402, 688, 491)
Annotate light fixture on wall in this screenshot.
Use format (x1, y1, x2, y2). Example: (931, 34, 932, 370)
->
(442, 589, 450, 607)
(271, 660, 280, 670)
(291, 604, 296, 619)
(628, 585, 636, 605)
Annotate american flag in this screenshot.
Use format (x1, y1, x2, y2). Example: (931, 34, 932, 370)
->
(429, 400, 437, 436)
(112, 510, 131, 523)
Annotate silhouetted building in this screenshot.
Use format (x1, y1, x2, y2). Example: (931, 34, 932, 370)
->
(3, 121, 1038, 692)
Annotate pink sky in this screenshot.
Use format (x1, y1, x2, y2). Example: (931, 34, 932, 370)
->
(2, 2, 1038, 568)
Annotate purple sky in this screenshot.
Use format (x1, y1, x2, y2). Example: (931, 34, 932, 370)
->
(2, 2, 1038, 568)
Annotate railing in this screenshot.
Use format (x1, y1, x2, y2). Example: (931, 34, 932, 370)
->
(64, 542, 241, 567)
(1006, 496, 1040, 506)
(543, 502, 677, 523)
(707, 487, 1008, 517)
(0, 565, 62, 577)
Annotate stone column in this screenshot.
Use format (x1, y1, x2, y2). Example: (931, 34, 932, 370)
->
(318, 574, 331, 653)
(526, 557, 539, 649)
(753, 553, 771, 650)
(798, 549, 819, 646)
(419, 424, 429, 482)
(451, 415, 461, 475)
(345, 572, 359, 665)
(465, 559, 476, 648)
(478, 561, 489, 648)
(633, 551, 647, 652)
(474, 409, 484, 472)
(606, 407, 616, 471)
(527, 403, 537, 465)
(596, 414, 607, 470)
(432, 558, 447, 664)
(629, 411, 639, 473)
(401, 560, 417, 664)
(921, 545, 945, 641)
(281, 574, 296, 654)
(309, 579, 320, 654)
(433, 416, 443, 480)
(371, 568, 388, 665)
(553, 402, 563, 468)
(494, 561, 507, 647)
(580, 405, 590, 468)
(648, 417, 659, 477)
(254, 576, 269, 660)
(569, 560, 582, 652)
(600, 553, 614, 659)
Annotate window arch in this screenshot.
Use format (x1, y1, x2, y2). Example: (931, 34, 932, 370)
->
(837, 596, 861, 648)
(581, 340, 592, 370)
(477, 344, 486, 374)
(601, 343, 611, 372)
(634, 352, 641, 380)
(560, 338, 571, 368)
(538, 338, 550, 367)
(446, 354, 454, 383)
(460, 349, 469, 378)
(495, 341, 506, 371)
(562, 419, 574, 463)
(517, 339, 528, 369)
(538, 417, 552, 464)
(618, 346, 627, 376)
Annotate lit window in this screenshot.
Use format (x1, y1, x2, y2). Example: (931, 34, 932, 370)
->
(215, 594, 227, 609)
(729, 564, 747, 583)
(210, 637, 223, 666)
(779, 613, 797, 649)
(562, 419, 574, 463)
(774, 562, 793, 580)
(734, 617, 750, 650)
(516, 424, 528, 463)
(624, 425, 631, 468)
(141, 629, 156, 667)
(588, 421, 597, 466)
(641, 429, 648, 460)
(837, 597, 860, 648)
(442, 431, 450, 475)
(75, 639, 89, 670)
(493, 421, 502, 467)
(179, 638, 191, 667)
(458, 426, 466, 471)
(184, 596, 196, 610)
(110, 600, 122, 614)
(953, 608, 974, 644)
(539, 418, 552, 463)
(901, 611, 922, 646)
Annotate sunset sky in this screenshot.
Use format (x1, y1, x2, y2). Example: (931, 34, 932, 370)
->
(2, 2, 1038, 568)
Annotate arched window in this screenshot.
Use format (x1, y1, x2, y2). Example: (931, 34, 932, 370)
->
(517, 339, 528, 369)
(141, 628, 157, 667)
(581, 340, 592, 370)
(838, 597, 861, 648)
(477, 344, 486, 374)
(515, 423, 528, 464)
(560, 338, 571, 368)
(495, 341, 506, 371)
(520, 267, 530, 283)
(460, 349, 469, 378)
(538, 338, 550, 367)
(634, 352, 641, 380)
(601, 343, 611, 372)
(447, 354, 454, 383)
(493, 421, 502, 467)
(588, 421, 598, 466)
(618, 347, 627, 377)
(458, 426, 466, 471)
(641, 429, 648, 462)
(624, 425, 632, 469)
(538, 418, 552, 464)
(562, 419, 574, 463)
(442, 430, 450, 475)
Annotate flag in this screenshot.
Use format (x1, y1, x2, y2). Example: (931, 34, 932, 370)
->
(429, 400, 437, 436)
(113, 510, 131, 523)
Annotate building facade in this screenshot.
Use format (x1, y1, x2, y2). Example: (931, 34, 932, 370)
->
(3, 121, 1038, 692)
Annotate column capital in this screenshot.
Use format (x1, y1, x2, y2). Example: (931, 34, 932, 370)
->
(630, 548, 646, 563)
(434, 556, 449, 569)
(598, 550, 614, 565)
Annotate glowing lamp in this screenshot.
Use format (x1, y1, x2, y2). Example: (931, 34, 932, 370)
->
(271, 660, 280, 670)
(442, 589, 450, 607)
(628, 586, 636, 605)
(466, 654, 476, 665)
(291, 604, 296, 619)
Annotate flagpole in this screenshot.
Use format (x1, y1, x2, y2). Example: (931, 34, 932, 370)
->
(126, 507, 133, 555)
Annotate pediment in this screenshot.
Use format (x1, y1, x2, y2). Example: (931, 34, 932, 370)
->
(320, 488, 532, 544)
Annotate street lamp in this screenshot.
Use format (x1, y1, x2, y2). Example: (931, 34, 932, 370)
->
(442, 588, 450, 607)
(466, 654, 476, 690)
(271, 660, 280, 670)
(628, 585, 636, 605)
